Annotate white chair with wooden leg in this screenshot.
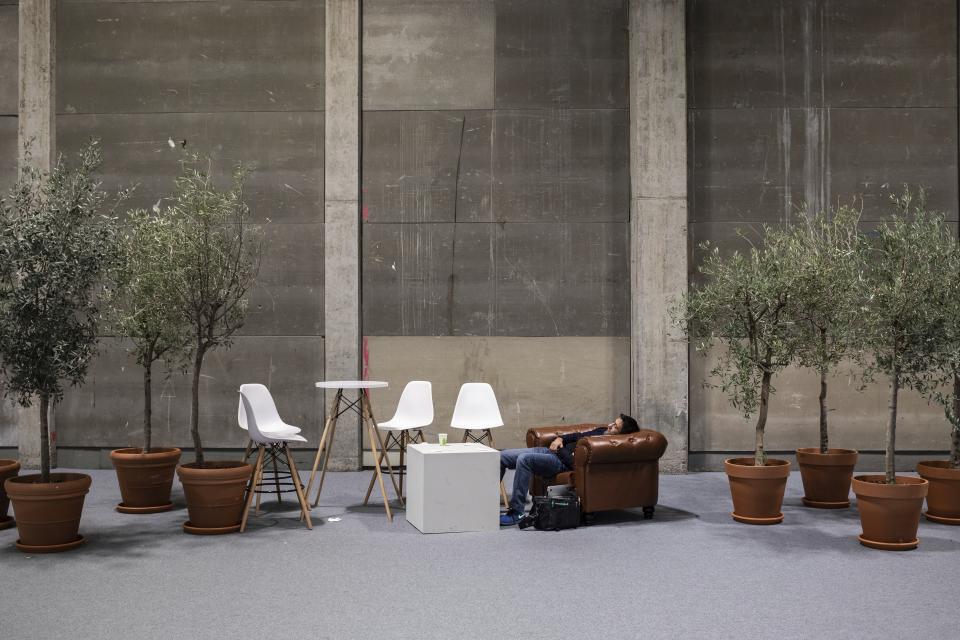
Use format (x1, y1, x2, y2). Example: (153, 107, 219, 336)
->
(238, 389, 313, 532)
(364, 381, 433, 504)
(238, 384, 303, 515)
(450, 382, 510, 509)
(238, 384, 300, 460)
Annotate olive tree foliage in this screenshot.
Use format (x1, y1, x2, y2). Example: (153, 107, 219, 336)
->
(109, 208, 189, 454)
(164, 155, 261, 467)
(769, 205, 866, 453)
(914, 226, 960, 470)
(0, 141, 124, 482)
(673, 235, 801, 466)
(858, 189, 956, 483)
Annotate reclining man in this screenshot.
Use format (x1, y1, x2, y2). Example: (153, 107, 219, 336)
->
(499, 414, 640, 526)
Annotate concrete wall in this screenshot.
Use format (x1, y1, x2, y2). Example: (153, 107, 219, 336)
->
(361, 0, 632, 450)
(3, 0, 959, 470)
(687, 0, 959, 468)
(41, 0, 327, 455)
(0, 1, 16, 448)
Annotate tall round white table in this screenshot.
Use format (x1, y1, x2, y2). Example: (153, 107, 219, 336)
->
(304, 381, 401, 521)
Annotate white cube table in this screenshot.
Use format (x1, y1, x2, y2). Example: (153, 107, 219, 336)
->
(405, 442, 500, 533)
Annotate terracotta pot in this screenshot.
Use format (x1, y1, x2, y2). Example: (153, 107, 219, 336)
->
(0, 459, 21, 530)
(4, 473, 91, 553)
(177, 461, 252, 535)
(796, 448, 858, 508)
(724, 457, 791, 524)
(110, 447, 182, 514)
(916, 461, 960, 525)
(852, 475, 928, 550)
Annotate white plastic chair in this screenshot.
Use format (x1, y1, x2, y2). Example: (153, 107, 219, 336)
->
(450, 382, 509, 508)
(364, 381, 433, 503)
(238, 388, 312, 532)
(238, 383, 301, 460)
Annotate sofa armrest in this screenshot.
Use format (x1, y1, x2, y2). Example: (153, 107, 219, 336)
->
(575, 429, 668, 465)
(526, 424, 600, 448)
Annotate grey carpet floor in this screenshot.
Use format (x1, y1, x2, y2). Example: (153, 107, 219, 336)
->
(1, 468, 958, 640)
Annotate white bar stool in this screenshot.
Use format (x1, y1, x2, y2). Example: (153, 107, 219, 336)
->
(364, 381, 433, 503)
(450, 382, 510, 509)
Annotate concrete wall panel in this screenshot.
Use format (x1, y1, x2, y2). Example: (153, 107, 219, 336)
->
(490, 110, 629, 223)
(690, 348, 951, 454)
(688, 0, 822, 110)
(826, 0, 957, 108)
(57, 1, 324, 114)
(451, 223, 629, 337)
(495, 0, 628, 109)
(0, 5, 16, 115)
(690, 108, 809, 224)
(0, 115, 15, 195)
(362, 111, 492, 223)
(57, 112, 324, 225)
(57, 337, 325, 450)
(362, 222, 455, 336)
(362, 0, 494, 111)
(828, 108, 958, 219)
(363, 336, 630, 449)
(242, 221, 324, 337)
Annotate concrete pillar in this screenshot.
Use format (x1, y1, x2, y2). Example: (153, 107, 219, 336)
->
(629, 0, 688, 473)
(16, 0, 56, 470)
(323, 0, 362, 470)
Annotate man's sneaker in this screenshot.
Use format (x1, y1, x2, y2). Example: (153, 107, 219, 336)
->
(500, 511, 520, 527)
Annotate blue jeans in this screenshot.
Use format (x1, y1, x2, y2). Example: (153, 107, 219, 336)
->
(500, 447, 566, 515)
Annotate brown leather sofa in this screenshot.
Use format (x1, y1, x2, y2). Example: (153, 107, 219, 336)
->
(526, 424, 668, 518)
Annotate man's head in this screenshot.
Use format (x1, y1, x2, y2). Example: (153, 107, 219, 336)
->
(606, 414, 640, 435)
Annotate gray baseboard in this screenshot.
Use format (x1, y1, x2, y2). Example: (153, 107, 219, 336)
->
(689, 450, 952, 473)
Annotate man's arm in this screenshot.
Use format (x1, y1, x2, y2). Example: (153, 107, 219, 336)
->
(560, 426, 606, 446)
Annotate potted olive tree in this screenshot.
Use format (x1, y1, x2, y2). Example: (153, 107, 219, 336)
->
(776, 206, 865, 508)
(108, 208, 189, 514)
(915, 232, 960, 525)
(0, 141, 121, 552)
(167, 155, 262, 535)
(675, 234, 800, 524)
(853, 189, 950, 550)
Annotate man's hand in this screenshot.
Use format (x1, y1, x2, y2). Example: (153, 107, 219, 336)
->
(549, 437, 563, 451)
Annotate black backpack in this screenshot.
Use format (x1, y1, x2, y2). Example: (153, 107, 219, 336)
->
(520, 495, 581, 531)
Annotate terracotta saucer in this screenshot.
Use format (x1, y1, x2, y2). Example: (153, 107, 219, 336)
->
(924, 512, 960, 525)
(731, 512, 783, 525)
(15, 535, 86, 553)
(857, 534, 918, 551)
(0, 516, 14, 531)
(116, 502, 174, 515)
(802, 497, 850, 509)
(182, 521, 241, 535)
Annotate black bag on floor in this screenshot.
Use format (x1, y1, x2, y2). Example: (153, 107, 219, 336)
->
(519, 495, 580, 531)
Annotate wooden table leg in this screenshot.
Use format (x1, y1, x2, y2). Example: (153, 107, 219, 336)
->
(306, 389, 342, 508)
(363, 394, 402, 504)
(365, 418, 393, 522)
(363, 443, 388, 505)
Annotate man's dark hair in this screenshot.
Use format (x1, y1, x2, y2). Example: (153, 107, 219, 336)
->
(619, 414, 640, 434)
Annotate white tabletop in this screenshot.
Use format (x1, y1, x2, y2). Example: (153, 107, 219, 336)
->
(315, 380, 388, 389)
(408, 442, 497, 455)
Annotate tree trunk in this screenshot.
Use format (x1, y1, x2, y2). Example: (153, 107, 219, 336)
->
(39, 393, 50, 483)
(819, 367, 829, 454)
(143, 361, 152, 454)
(755, 371, 772, 466)
(951, 372, 960, 469)
(885, 366, 900, 484)
(191, 349, 206, 467)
